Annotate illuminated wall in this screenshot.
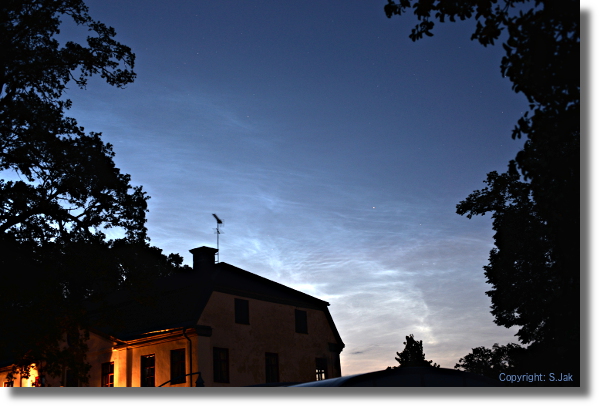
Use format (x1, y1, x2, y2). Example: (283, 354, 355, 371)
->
(0, 364, 39, 387)
(197, 291, 341, 386)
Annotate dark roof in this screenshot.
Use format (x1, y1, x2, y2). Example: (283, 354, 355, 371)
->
(89, 257, 344, 349)
(291, 366, 505, 387)
(87, 270, 212, 340)
(212, 262, 330, 309)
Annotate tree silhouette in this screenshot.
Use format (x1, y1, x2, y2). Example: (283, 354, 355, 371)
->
(384, 0, 579, 380)
(0, 0, 188, 385)
(393, 334, 439, 368)
(454, 343, 523, 380)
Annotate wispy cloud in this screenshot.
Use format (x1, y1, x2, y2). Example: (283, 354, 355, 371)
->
(68, 81, 520, 376)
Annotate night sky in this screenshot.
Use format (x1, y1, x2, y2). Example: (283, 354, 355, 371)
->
(60, 0, 537, 374)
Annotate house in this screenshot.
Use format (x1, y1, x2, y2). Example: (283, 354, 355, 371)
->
(1, 246, 345, 387)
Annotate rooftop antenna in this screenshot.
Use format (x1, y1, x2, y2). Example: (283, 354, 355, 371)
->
(212, 214, 223, 263)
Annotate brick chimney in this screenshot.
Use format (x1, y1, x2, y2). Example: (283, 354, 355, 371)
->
(189, 246, 219, 272)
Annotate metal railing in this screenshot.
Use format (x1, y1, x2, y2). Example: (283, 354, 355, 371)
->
(158, 371, 204, 387)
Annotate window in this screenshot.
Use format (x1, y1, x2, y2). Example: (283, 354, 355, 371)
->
(141, 354, 155, 387)
(316, 358, 327, 381)
(235, 298, 249, 324)
(3, 381, 13, 387)
(102, 362, 114, 387)
(265, 353, 279, 383)
(170, 348, 186, 384)
(295, 309, 308, 334)
(65, 369, 78, 387)
(213, 347, 229, 383)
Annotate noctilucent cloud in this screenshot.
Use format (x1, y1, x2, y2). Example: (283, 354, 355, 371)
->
(64, 0, 530, 374)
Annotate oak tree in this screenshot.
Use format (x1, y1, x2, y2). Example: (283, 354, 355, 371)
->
(384, 0, 579, 377)
(0, 0, 187, 385)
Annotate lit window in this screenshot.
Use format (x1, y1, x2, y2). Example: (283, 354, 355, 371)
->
(170, 349, 186, 384)
(102, 362, 114, 387)
(141, 354, 155, 387)
(316, 358, 327, 381)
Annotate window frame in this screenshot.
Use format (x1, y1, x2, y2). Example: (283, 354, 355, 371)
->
(65, 369, 78, 387)
(170, 348, 186, 385)
(234, 298, 250, 324)
(213, 347, 230, 383)
(141, 354, 156, 387)
(265, 352, 279, 383)
(295, 309, 308, 334)
(315, 358, 328, 381)
(101, 362, 114, 387)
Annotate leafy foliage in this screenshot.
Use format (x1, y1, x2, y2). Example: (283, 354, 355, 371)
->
(456, 161, 555, 344)
(454, 342, 523, 379)
(1, 0, 142, 243)
(384, 0, 579, 379)
(393, 334, 439, 368)
(0, 0, 189, 385)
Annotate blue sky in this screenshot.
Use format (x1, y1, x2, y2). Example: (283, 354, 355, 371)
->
(59, 0, 537, 374)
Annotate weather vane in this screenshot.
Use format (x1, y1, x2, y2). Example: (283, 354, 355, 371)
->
(212, 214, 223, 263)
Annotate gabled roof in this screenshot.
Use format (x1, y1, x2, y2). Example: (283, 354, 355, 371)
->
(211, 262, 329, 309)
(89, 249, 344, 350)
